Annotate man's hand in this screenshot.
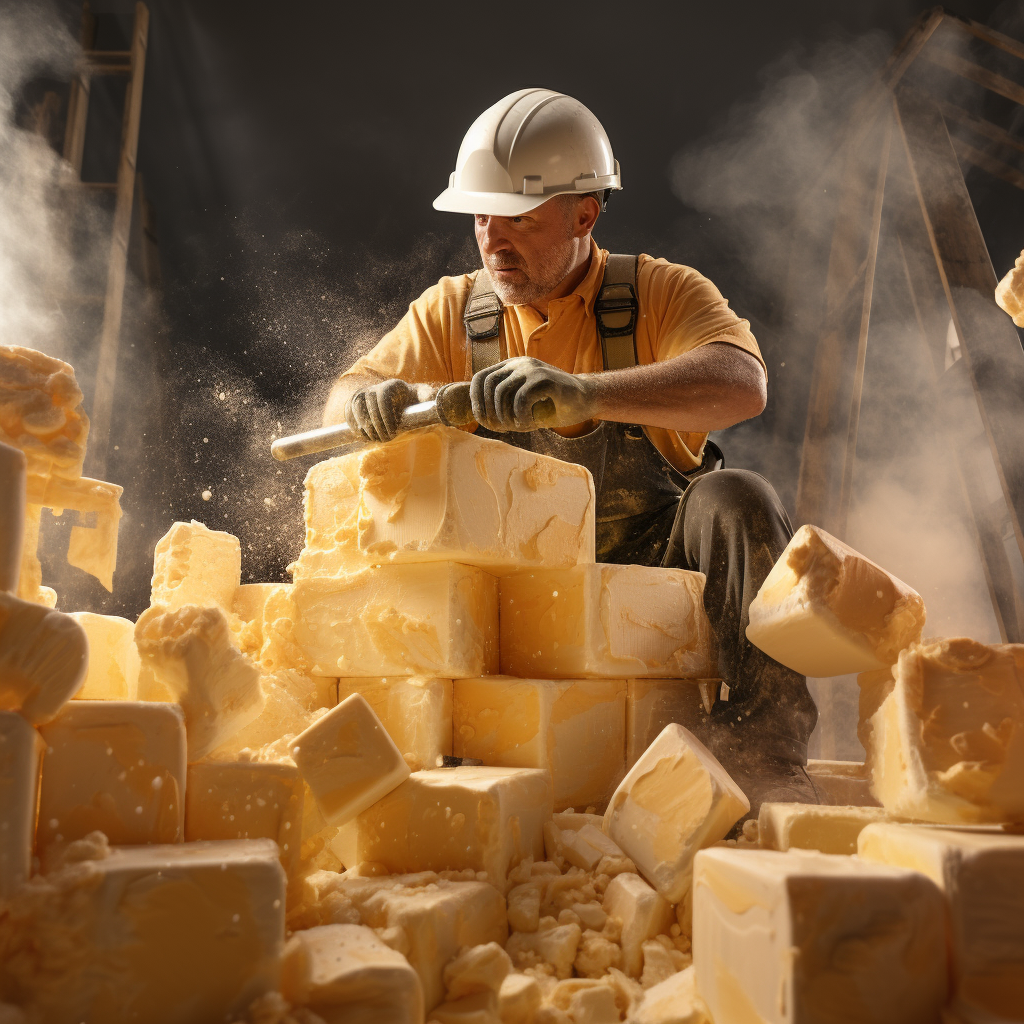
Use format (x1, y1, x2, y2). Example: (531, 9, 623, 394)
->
(470, 357, 595, 432)
(345, 378, 419, 442)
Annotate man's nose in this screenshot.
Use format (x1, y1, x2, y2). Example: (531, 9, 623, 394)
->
(478, 217, 511, 254)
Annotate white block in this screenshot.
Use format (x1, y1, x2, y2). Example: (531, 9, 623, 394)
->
(37, 700, 186, 850)
(746, 524, 925, 677)
(293, 561, 498, 678)
(281, 923, 423, 1023)
(291, 424, 596, 578)
(0, 711, 42, 897)
(291, 693, 410, 827)
(603, 872, 673, 979)
(500, 564, 714, 678)
(337, 676, 452, 771)
(632, 966, 708, 1024)
(693, 847, 947, 1024)
(626, 679, 711, 770)
(859, 822, 1024, 1024)
(150, 519, 241, 612)
(453, 675, 625, 811)
(758, 803, 891, 856)
(604, 724, 748, 903)
(70, 612, 140, 700)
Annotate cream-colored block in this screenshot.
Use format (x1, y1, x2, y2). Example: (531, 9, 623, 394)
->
(500, 564, 714, 679)
(603, 872, 673, 979)
(0, 442, 25, 594)
(292, 425, 596, 579)
(758, 802, 891, 855)
(134, 604, 264, 760)
(337, 676, 452, 771)
(232, 582, 312, 676)
(632, 965, 708, 1024)
(291, 693, 410, 826)
(0, 592, 87, 723)
(70, 612, 140, 700)
(6, 838, 285, 1024)
(995, 248, 1024, 327)
(338, 766, 551, 892)
(604, 724, 748, 903)
(293, 561, 498, 678)
(443, 942, 512, 1000)
(746, 524, 926, 677)
(186, 760, 303, 874)
(150, 519, 241, 612)
(866, 637, 1024, 824)
(545, 822, 627, 872)
(499, 974, 542, 1024)
(626, 679, 711, 770)
(804, 758, 878, 807)
(0, 711, 43, 897)
(281, 923, 424, 1023)
(454, 675, 625, 811)
(505, 923, 581, 979)
(693, 847, 947, 1024)
(37, 700, 186, 850)
(859, 823, 1024, 1024)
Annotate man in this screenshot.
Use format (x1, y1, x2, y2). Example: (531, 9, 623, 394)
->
(324, 89, 818, 808)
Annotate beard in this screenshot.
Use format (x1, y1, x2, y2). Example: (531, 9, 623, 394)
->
(483, 235, 579, 306)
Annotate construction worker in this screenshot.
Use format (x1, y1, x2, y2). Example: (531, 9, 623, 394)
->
(324, 89, 819, 812)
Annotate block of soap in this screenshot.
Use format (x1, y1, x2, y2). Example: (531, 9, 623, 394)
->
(632, 965, 708, 1024)
(150, 519, 241, 612)
(866, 637, 1024, 824)
(605, 724, 748, 903)
(186, 760, 303, 874)
(603, 872, 673, 979)
(0, 592, 87, 723)
(337, 766, 551, 892)
(693, 847, 947, 1024)
(746, 524, 925, 676)
(758, 802, 891, 855)
(453, 675, 626, 811)
(626, 679, 711, 770)
(293, 562, 498, 678)
(291, 693, 410, 827)
(291, 424, 596, 579)
(6, 838, 285, 1024)
(500, 564, 714, 679)
(995, 248, 1024, 326)
(337, 676, 452, 771)
(37, 700, 186, 850)
(281, 923, 424, 1023)
(858, 822, 1024, 1024)
(134, 604, 264, 760)
(0, 711, 43, 898)
(70, 612, 140, 701)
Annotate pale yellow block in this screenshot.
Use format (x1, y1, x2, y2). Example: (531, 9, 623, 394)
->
(632, 966, 708, 1024)
(338, 676, 452, 771)
(338, 766, 551, 892)
(443, 942, 511, 999)
(232, 582, 312, 676)
(505, 924, 581, 979)
(995, 248, 1024, 327)
(0, 591, 87, 723)
(866, 637, 1024, 825)
(0, 442, 25, 595)
(71, 612, 139, 700)
(498, 974, 542, 1024)
(454, 675, 625, 811)
(500, 564, 714, 679)
(135, 604, 264, 760)
(282, 923, 423, 1023)
(291, 693, 410, 827)
(294, 561, 498, 678)
(693, 847, 947, 1024)
(859, 823, 1024, 1024)
(430, 990, 500, 1023)
(150, 519, 241, 612)
(758, 802, 891, 856)
(186, 760, 303, 875)
(37, 700, 186, 850)
(746, 524, 926, 677)
(626, 679, 713, 770)
(603, 872, 673, 980)
(0, 712, 43, 898)
(604, 724, 749, 903)
(561, 823, 627, 872)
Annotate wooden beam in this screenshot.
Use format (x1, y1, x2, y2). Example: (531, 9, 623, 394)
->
(948, 11, 1024, 64)
(922, 46, 1024, 107)
(949, 133, 1024, 190)
(938, 100, 1024, 156)
(62, 2, 97, 173)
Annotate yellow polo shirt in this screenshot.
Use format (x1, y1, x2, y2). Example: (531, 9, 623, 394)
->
(342, 239, 763, 472)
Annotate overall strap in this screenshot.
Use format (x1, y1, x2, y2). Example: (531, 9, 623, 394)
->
(464, 268, 504, 374)
(596, 254, 638, 370)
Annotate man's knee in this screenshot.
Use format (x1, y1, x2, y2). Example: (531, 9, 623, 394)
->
(683, 468, 790, 540)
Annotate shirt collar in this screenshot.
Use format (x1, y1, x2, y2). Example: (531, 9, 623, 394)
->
(541, 238, 607, 318)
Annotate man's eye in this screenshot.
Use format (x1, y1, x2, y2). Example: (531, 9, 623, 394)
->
(511, 217, 523, 223)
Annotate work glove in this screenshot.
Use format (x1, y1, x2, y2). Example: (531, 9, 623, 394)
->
(470, 356, 595, 432)
(345, 378, 418, 443)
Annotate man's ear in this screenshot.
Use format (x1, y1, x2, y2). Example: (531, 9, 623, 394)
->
(575, 195, 601, 238)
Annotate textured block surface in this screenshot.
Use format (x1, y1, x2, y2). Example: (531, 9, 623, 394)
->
(71, 612, 140, 701)
(0, 711, 43, 898)
(150, 519, 241, 613)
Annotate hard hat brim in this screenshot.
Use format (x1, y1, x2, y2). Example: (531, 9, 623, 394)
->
(432, 187, 558, 217)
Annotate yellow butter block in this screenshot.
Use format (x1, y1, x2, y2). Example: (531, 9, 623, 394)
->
(150, 519, 241, 612)
(603, 871, 673, 979)
(758, 802, 891, 856)
(71, 612, 140, 700)
(0, 711, 43, 898)
(626, 678, 714, 770)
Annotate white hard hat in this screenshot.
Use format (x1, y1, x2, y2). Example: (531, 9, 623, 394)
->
(433, 88, 621, 217)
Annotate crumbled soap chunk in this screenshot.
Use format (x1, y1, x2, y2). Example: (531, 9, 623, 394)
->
(337, 766, 551, 892)
(866, 637, 1024, 824)
(693, 847, 947, 1024)
(186, 760, 303, 874)
(632, 965, 708, 1024)
(500, 564, 714, 679)
(454, 675, 626, 811)
(858, 823, 1024, 1024)
(443, 942, 511, 1000)
(0, 591, 87, 723)
(506, 923, 582, 980)
(626, 679, 712, 770)
(758, 802, 893, 855)
(605, 724, 748, 903)
(135, 604, 264, 760)
(291, 693, 410, 826)
(150, 519, 241, 612)
(428, 990, 500, 1023)
(338, 676, 452, 771)
(746, 524, 925, 676)
(995, 248, 1024, 326)
(0, 711, 43, 897)
(498, 973, 542, 1024)
(603, 872, 673, 979)
(546, 822, 628, 873)
(281, 923, 424, 1023)
(293, 562, 498, 678)
(70, 612, 140, 701)
(291, 425, 595, 579)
